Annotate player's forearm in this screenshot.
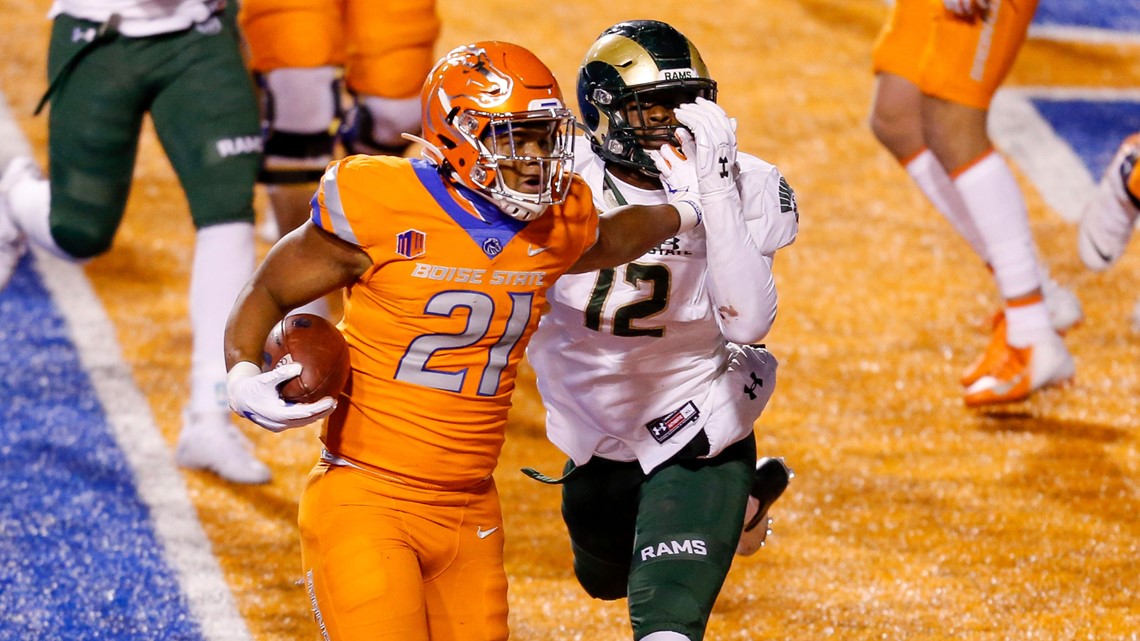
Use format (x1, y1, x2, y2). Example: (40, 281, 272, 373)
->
(224, 283, 289, 370)
(569, 203, 681, 273)
(703, 190, 778, 344)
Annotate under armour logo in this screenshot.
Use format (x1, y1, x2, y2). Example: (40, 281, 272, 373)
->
(72, 27, 97, 43)
(718, 155, 730, 179)
(743, 373, 763, 400)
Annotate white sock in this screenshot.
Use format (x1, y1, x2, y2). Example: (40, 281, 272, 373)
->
(1005, 300, 1054, 348)
(641, 633, 691, 641)
(189, 221, 256, 415)
(8, 174, 73, 260)
(954, 152, 1050, 345)
(905, 148, 989, 263)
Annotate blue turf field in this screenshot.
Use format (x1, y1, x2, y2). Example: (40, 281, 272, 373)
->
(1033, 99, 1140, 178)
(1035, 1, 1140, 32)
(0, 255, 202, 641)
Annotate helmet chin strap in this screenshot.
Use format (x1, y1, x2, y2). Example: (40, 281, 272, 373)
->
(491, 192, 547, 221)
(401, 132, 445, 165)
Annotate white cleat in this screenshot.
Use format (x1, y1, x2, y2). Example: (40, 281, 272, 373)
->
(1041, 277, 1083, 334)
(1078, 143, 1140, 272)
(176, 410, 272, 484)
(0, 157, 39, 290)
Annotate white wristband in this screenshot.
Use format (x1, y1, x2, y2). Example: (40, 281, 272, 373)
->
(672, 199, 704, 233)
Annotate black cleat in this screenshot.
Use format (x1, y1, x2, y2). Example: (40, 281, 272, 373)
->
(737, 457, 793, 556)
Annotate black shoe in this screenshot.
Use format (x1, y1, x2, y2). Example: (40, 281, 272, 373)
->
(737, 457, 793, 556)
(743, 456, 792, 533)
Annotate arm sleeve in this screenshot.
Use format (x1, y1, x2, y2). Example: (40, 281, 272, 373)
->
(702, 166, 797, 344)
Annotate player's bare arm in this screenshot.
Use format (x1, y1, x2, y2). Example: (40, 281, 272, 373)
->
(225, 223, 371, 370)
(567, 203, 684, 274)
(222, 223, 371, 432)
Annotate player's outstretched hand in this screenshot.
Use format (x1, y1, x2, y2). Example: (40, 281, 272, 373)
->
(674, 96, 738, 199)
(226, 361, 337, 432)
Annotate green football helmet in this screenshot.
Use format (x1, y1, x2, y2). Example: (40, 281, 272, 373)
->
(577, 20, 717, 176)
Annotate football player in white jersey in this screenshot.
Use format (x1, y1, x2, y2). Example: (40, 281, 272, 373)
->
(0, 0, 270, 483)
(526, 20, 795, 641)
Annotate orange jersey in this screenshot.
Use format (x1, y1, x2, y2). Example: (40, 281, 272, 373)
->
(310, 155, 598, 488)
(872, 0, 1038, 110)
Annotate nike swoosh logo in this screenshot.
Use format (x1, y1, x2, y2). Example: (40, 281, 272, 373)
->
(477, 526, 499, 539)
(1090, 238, 1114, 264)
(984, 371, 1026, 396)
(1082, 226, 1115, 264)
(527, 245, 551, 257)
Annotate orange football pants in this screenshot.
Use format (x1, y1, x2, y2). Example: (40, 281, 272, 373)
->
(239, 0, 440, 98)
(872, 0, 1038, 110)
(298, 460, 509, 641)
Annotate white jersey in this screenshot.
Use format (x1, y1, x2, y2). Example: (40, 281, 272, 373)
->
(528, 136, 796, 473)
(50, 0, 221, 37)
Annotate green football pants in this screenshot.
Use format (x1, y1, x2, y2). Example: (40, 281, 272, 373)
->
(561, 432, 756, 641)
(43, 8, 261, 258)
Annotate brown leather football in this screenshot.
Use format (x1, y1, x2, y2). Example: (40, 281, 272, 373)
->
(262, 313, 350, 404)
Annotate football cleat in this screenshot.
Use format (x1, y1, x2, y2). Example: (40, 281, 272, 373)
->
(736, 456, 793, 556)
(1078, 137, 1140, 272)
(961, 312, 1007, 387)
(176, 409, 272, 484)
(962, 279, 1081, 387)
(963, 332, 1074, 407)
(0, 157, 38, 290)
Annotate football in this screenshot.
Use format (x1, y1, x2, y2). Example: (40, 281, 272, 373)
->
(262, 313, 351, 404)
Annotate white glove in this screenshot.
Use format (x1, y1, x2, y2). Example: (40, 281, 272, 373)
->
(943, 0, 988, 18)
(226, 361, 337, 432)
(650, 142, 703, 232)
(674, 97, 738, 199)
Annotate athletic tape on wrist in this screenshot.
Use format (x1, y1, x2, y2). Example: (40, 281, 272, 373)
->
(673, 199, 704, 233)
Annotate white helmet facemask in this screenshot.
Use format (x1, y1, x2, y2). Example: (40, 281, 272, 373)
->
(463, 109, 577, 221)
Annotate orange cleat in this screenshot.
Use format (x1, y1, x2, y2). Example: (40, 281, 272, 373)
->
(963, 333, 1074, 407)
(961, 312, 1007, 387)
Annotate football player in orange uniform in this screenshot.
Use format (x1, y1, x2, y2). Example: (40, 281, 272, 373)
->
(222, 41, 728, 640)
(239, 0, 441, 318)
(868, 0, 1079, 405)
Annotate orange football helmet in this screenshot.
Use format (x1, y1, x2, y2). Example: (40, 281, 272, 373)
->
(420, 42, 576, 221)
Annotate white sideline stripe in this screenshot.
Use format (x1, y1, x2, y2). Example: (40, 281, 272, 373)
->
(1029, 24, 1140, 46)
(990, 89, 1096, 223)
(0, 97, 253, 641)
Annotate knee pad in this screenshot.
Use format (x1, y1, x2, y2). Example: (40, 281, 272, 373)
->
(259, 67, 341, 184)
(339, 95, 420, 156)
